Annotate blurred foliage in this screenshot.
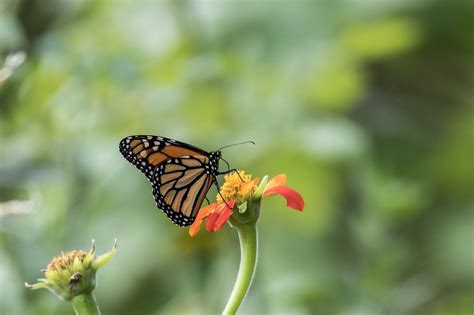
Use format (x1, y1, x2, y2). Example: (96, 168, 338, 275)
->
(1, 0, 473, 314)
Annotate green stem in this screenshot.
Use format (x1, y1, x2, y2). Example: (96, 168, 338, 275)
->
(223, 223, 258, 315)
(71, 292, 101, 315)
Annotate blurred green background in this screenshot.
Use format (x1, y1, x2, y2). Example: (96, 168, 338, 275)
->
(1, 0, 473, 314)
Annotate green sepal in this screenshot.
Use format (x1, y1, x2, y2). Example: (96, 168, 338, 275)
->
(253, 176, 268, 199)
(92, 239, 117, 270)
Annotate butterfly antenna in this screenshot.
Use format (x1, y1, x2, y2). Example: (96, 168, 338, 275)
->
(217, 141, 254, 183)
(217, 140, 255, 151)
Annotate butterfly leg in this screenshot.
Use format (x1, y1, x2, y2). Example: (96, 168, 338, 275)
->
(205, 196, 211, 206)
(218, 169, 244, 182)
(213, 178, 234, 209)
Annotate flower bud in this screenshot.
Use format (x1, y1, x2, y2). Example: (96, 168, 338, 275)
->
(25, 239, 117, 301)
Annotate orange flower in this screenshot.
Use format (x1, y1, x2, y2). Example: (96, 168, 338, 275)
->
(262, 174, 304, 210)
(189, 171, 304, 236)
(189, 200, 236, 236)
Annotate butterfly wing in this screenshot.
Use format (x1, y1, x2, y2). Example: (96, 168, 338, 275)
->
(152, 156, 215, 226)
(119, 135, 216, 226)
(119, 135, 209, 180)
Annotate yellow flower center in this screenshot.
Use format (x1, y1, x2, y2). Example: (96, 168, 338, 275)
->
(217, 170, 258, 203)
(47, 250, 87, 271)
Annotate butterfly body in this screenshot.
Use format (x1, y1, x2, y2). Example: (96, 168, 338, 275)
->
(119, 135, 222, 226)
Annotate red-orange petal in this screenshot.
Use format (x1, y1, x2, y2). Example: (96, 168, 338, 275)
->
(189, 203, 218, 236)
(206, 200, 235, 233)
(263, 186, 304, 211)
(264, 174, 287, 192)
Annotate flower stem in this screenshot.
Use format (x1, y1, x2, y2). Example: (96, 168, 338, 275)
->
(223, 223, 258, 315)
(71, 292, 101, 315)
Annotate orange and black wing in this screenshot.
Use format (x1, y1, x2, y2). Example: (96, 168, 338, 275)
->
(119, 135, 208, 181)
(152, 155, 215, 226)
(119, 135, 216, 226)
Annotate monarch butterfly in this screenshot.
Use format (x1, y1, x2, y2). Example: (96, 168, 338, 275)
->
(119, 135, 251, 227)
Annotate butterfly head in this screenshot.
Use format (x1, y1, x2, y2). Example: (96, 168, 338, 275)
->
(210, 150, 222, 159)
(209, 150, 221, 163)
